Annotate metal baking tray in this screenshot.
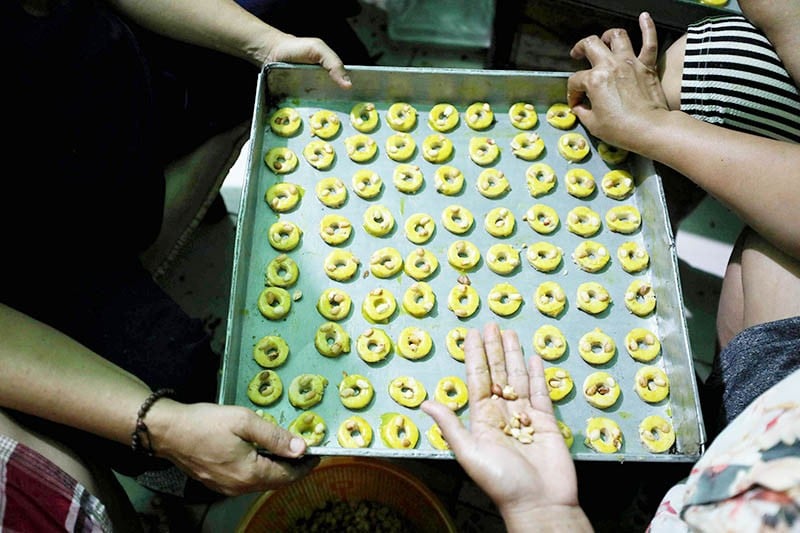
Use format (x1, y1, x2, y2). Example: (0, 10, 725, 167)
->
(220, 64, 705, 462)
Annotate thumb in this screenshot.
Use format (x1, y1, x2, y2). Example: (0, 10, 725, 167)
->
(239, 414, 307, 458)
(421, 400, 474, 457)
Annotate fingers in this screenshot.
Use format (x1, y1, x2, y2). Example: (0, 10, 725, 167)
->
(569, 34, 611, 64)
(464, 327, 492, 401)
(637, 12, 659, 69)
(566, 70, 590, 111)
(239, 411, 307, 459)
(421, 400, 474, 458)
(527, 353, 555, 416)
(501, 328, 529, 399)
(601, 27, 634, 56)
(482, 322, 508, 389)
(311, 40, 352, 89)
(256, 454, 320, 489)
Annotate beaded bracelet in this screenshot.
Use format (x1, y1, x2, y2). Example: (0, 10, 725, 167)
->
(131, 388, 175, 456)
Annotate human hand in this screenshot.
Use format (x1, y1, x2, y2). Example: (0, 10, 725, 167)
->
(265, 33, 352, 90)
(422, 323, 590, 531)
(566, 12, 669, 152)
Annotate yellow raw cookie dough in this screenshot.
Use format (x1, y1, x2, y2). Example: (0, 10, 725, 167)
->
(363, 204, 395, 237)
(446, 327, 467, 361)
(264, 147, 299, 174)
(428, 103, 460, 133)
(385, 132, 416, 162)
(289, 411, 326, 446)
(386, 102, 417, 132)
(314, 322, 351, 357)
(315, 177, 347, 208)
(447, 282, 480, 319)
(598, 142, 629, 165)
(533, 325, 566, 361)
(526, 241, 563, 272)
(309, 109, 341, 139)
(345, 134, 378, 163)
(339, 374, 375, 409)
(546, 103, 577, 129)
(303, 140, 335, 170)
(484, 207, 515, 237)
(434, 165, 464, 195)
(356, 327, 393, 363)
(265, 253, 299, 288)
(576, 282, 611, 315)
(253, 335, 289, 368)
(319, 214, 352, 245)
(352, 169, 383, 199)
(427, 423, 449, 450)
(255, 409, 278, 425)
(572, 240, 610, 273)
(601, 169, 635, 199)
(404, 248, 438, 280)
(488, 282, 523, 316)
(403, 281, 436, 318)
(565, 168, 596, 198)
(525, 163, 557, 197)
(435, 376, 468, 411)
(350, 102, 379, 133)
(468, 136, 500, 166)
(606, 205, 641, 234)
(323, 250, 359, 281)
(369, 247, 403, 278)
(557, 133, 590, 162)
(288, 373, 328, 409)
(447, 240, 481, 270)
(247, 369, 283, 406)
(639, 415, 675, 453)
(523, 203, 559, 234)
(566, 206, 602, 237)
(393, 164, 424, 194)
(338, 416, 374, 448)
(625, 328, 661, 362)
(389, 376, 427, 408)
(558, 420, 575, 449)
(316, 287, 352, 321)
(634, 366, 670, 403)
(578, 328, 616, 365)
(585, 417, 623, 453)
(404, 213, 436, 244)
(625, 279, 656, 316)
(510, 132, 545, 161)
(617, 241, 650, 273)
(380, 413, 419, 449)
(441, 204, 474, 234)
(397, 327, 433, 360)
(545, 367, 574, 401)
(422, 134, 454, 163)
(265, 182, 302, 212)
(486, 244, 520, 275)
(583, 371, 621, 409)
(257, 287, 292, 320)
(362, 287, 397, 323)
(465, 101, 494, 130)
(509, 102, 538, 130)
(269, 107, 302, 137)
(268, 221, 302, 251)
(534, 281, 566, 318)
(476, 168, 510, 198)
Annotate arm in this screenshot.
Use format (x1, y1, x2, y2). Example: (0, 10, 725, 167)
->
(0, 302, 315, 495)
(739, 0, 800, 84)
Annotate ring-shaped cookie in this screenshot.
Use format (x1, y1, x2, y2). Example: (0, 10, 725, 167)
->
(323, 250, 359, 281)
(625, 328, 661, 362)
(257, 287, 292, 320)
(315, 177, 347, 208)
(625, 279, 656, 317)
(265, 254, 299, 288)
(557, 133, 590, 162)
(583, 371, 621, 409)
(525, 163, 557, 197)
(268, 221, 302, 251)
(427, 424, 449, 450)
(289, 411, 326, 446)
(447, 283, 480, 319)
(404, 213, 435, 244)
(363, 205, 395, 237)
(566, 206, 602, 237)
(362, 287, 397, 323)
(511, 132, 545, 161)
(386, 102, 417, 132)
(344, 134, 378, 163)
(434, 376, 468, 411)
(558, 420, 575, 449)
(288, 373, 328, 409)
(486, 244, 520, 275)
(468, 136, 500, 166)
(634, 366, 670, 403)
(319, 214, 352, 245)
(546, 103, 577, 129)
(524, 203, 559, 234)
(533, 325, 567, 361)
(380, 413, 420, 449)
(303, 140, 335, 170)
(404, 248, 439, 280)
(385, 132, 416, 162)
(356, 327, 393, 363)
(434, 165, 464, 195)
(255, 409, 278, 425)
(247, 369, 283, 406)
(534, 281, 566, 318)
(585, 417, 623, 453)
(352, 169, 383, 199)
(572, 240, 610, 273)
(576, 281, 612, 315)
(565, 168, 596, 198)
(447, 240, 481, 271)
(369, 247, 403, 278)
(393, 164, 424, 194)
(339, 374, 375, 409)
(465, 102, 494, 130)
(476, 168, 510, 198)
(316, 287, 352, 321)
(337, 416, 374, 448)
(484, 207, 515, 237)
(601, 169, 635, 199)
(526, 242, 563, 272)
(253, 335, 289, 368)
(422, 134, 454, 163)
(264, 147, 299, 174)
(446, 327, 467, 361)
(441, 204, 474, 234)
(509, 102, 538, 130)
(314, 322, 351, 357)
(544, 367, 574, 401)
(388, 376, 427, 407)
(402, 281, 436, 318)
(617, 242, 650, 273)
(488, 282, 523, 316)
(269, 107, 302, 137)
(598, 142, 629, 165)
(578, 328, 616, 365)
(639, 415, 675, 453)
(428, 103, 460, 133)
(309, 109, 341, 139)
(265, 182, 302, 212)
(396, 327, 433, 360)
(606, 205, 642, 234)
(350, 102, 379, 133)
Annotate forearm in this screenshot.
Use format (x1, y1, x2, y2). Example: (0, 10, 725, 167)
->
(501, 504, 593, 533)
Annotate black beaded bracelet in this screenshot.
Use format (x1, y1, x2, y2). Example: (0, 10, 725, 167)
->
(131, 388, 175, 456)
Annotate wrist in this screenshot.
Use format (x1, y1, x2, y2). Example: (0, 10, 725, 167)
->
(133, 394, 181, 458)
(247, 27, 291, 67)
(500, 503, 592, 533)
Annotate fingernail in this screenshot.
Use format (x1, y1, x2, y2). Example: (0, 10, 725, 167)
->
(343, 74, 351, 84)
(290, 437, 305, 454)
